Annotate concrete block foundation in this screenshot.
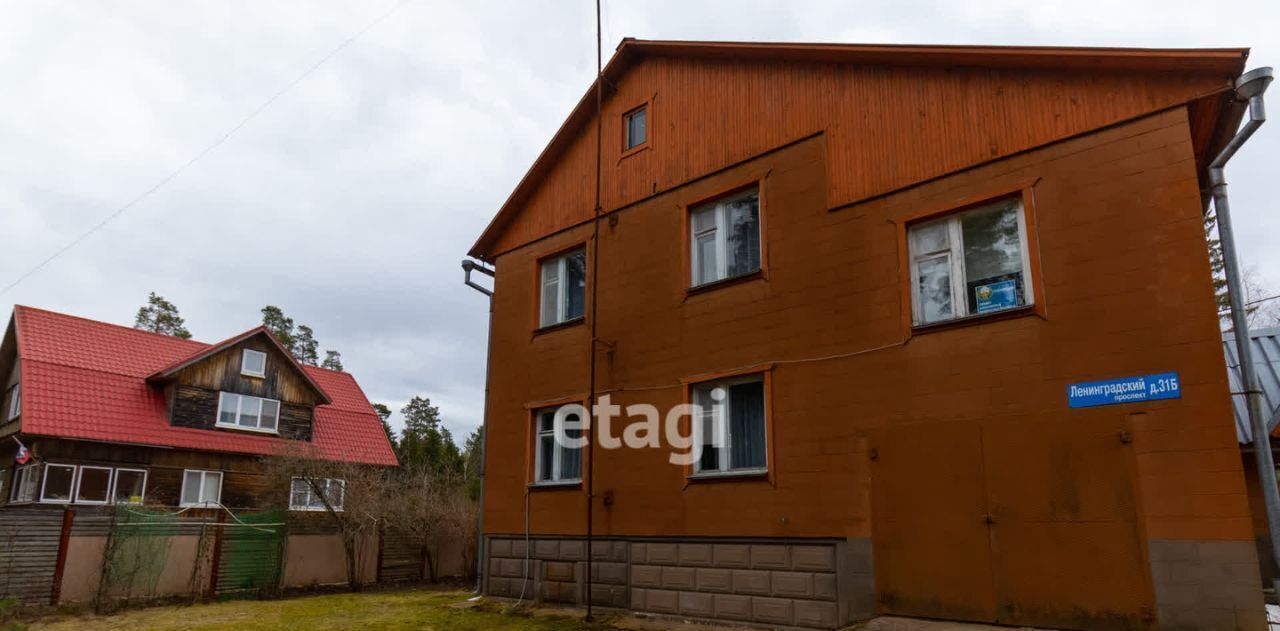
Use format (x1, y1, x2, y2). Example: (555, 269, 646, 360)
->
(484, 535, 873, 629)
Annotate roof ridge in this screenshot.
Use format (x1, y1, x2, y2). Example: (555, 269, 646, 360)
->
(15, 304, 211, 346)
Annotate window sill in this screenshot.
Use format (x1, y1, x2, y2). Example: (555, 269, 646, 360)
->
(533, 317, 585, 336)
(528, 480, 582, 491)
(620, 142, 650, 161)
(911, 305, 1040, 335)
(687, 468, 769, 484)
(686, 270, 764, 297)
(214, 423, 281, 436)
(241, 371, 265, 379)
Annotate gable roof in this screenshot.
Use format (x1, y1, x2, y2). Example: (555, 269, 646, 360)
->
(7, 305, 397, 466)
(146, 326, 332, 405)
(1224, 327, 1280, 444)
(469, 39, 1249, 260)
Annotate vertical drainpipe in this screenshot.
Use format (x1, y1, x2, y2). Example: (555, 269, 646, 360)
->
(1210, 66, 1278, 593)
(462, 260, 495, 593)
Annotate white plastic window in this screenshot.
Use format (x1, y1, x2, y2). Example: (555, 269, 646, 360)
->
(908, 197, 1033, 326)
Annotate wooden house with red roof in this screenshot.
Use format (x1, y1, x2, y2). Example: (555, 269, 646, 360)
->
(0, 305, 395, 512)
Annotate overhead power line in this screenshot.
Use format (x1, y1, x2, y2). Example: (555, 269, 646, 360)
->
(0, 0, 412, 297)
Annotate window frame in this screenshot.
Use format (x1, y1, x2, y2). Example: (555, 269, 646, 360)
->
(5, 383, 19, 420)
(73, 465, 114, 505)
(40, 463, 77, 504)
(683, 180, 768, 292)
(623, 104, 647, 152)
(289, 477, 345, 512)
(10, 463, 38, 504)
(535, 245, 588, 331)
(215, 391, 281, 434)
(241, 349, 267, 378)
(687, 374, 771, 479)
(897, 182, 1045, 334)
(529, 402, 586, 487)
(179, 469, 224, 508)
(112, 468, 148, 505)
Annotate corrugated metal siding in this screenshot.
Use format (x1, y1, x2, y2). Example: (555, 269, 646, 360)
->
(1223, 327, 1280, 443)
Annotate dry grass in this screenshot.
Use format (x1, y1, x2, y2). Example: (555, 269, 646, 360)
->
(25, 588, 611, 631)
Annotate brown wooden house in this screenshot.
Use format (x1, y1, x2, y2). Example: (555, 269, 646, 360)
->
(0, 305, 395, 511)
(469, 40, 1268, 629)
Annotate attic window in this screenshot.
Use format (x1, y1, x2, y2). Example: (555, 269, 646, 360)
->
(241, 349, 266, 378)
(624, 106, 647, 150)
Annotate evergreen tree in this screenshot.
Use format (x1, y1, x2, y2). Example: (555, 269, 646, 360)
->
(260, 306, 336, 365)
(261, 305, 296, 351)
(462, 426, 484, 500)
(134, 292, 192, 339)
(293, 325, 319, 366)
(322, 350, 344, 371)
(397, 396, 462, 475)
(372, 403, 397, 451)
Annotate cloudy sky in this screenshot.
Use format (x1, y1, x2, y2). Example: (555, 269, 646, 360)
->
(2, 0, 1277, 440)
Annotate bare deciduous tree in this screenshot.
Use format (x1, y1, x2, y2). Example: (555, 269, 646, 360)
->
(261, 444, 393, 591)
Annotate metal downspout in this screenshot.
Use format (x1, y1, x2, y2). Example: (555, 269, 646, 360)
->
(462, 260, 495, 593)
(1210, 66, 1278, 594)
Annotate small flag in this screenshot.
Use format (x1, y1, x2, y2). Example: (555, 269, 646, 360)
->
(13, 437, 29, 465)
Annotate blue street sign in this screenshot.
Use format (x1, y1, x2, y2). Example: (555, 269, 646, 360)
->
(1068, 372, 1181, 408)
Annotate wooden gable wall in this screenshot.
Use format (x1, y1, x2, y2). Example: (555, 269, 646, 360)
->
(487, 56, 1233, 257)
(169, 335, 324, 407)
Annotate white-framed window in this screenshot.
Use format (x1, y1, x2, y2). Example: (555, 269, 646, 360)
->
(5, 383, 19, 420)
(690, 187, 761, 287)
(112, 468, 147, 505)
(908, 196, 1034, 326)
(625, 106, 647, 150)
(539, 248, 587, 328)
(180, 469, 223, 507)
(216, 392, 280, 433)
(241, 349, 267, 378)
(10, 464, 37, 503)
(74, 465, 113, 504)
(691, 375, 768, 477)
(533, 405, 583, 484)
(289, 477, 345, 511)
(40, 463, 76, 503)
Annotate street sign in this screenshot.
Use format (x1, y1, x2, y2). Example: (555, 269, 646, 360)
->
(1068, 372, 1181, 408)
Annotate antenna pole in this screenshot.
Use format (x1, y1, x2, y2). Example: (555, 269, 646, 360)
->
(584, 0, 603, 621)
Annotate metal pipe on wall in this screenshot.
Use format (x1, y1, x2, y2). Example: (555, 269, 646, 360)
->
(461, 259, 495, 592)
(1210, 66, 1277, 592)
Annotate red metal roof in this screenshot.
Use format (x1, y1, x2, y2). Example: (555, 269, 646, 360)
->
(11, 305, 398, 466)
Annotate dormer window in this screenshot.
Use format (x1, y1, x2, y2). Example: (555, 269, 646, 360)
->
(241, 349, 266, 378)
(216, 392, 279, 433)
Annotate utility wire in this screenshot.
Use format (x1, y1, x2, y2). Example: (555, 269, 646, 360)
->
(0, 0, 412, 298)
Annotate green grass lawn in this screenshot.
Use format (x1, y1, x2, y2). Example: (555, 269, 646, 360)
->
(24, 588, 612, 631)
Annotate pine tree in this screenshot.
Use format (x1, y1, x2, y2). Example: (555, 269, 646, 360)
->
(372, 403, 397, 451)
(260, 306, 336, 365)
(134, 292, 192, 339)
(397, 396, 462, 475)
(293, 325, 319, 366)
(261, 305, 296, 351)
(321, 350, 343, 371)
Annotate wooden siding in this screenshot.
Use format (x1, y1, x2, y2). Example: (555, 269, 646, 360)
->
(10, 438, 289, 511)
(484, 56, 1232, 257)
(171, 385, 314, 442)
(0, 507, 64, 603)
(167, 335, 325, 407)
